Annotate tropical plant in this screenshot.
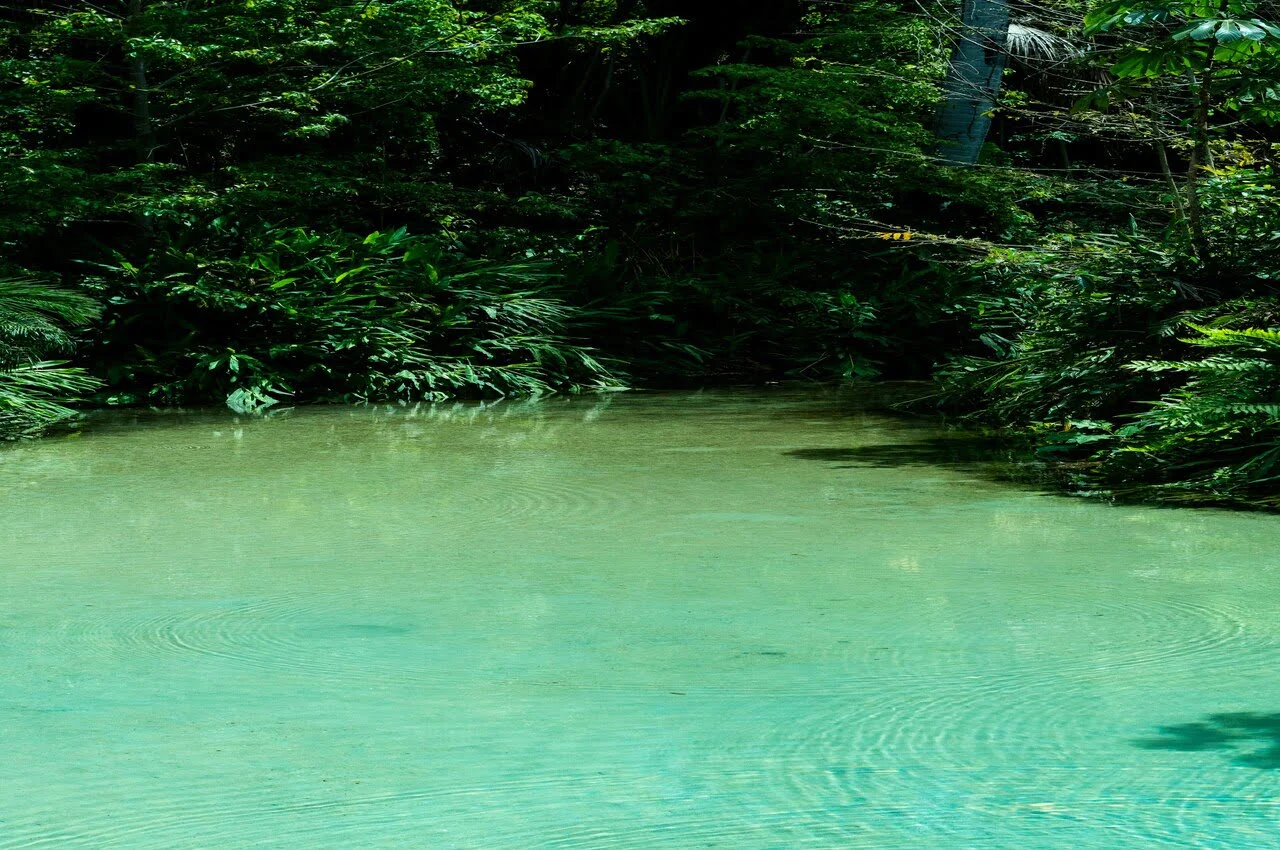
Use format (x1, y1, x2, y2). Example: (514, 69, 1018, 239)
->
(1083, 0, 1280, 257)
(1096, 318, 1280, 504)
(84, 226, 621, 409)
(0, 279, 101, 438)
(936, 231, 1192, 424)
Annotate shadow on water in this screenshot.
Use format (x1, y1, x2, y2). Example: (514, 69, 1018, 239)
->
(1134, 713, 1280, 769)
(783, 434, 1070, 491)
(785, 435, 1022, 469)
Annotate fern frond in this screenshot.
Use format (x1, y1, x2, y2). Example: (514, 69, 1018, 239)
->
(1182, 324, 1280, 347)
(1128, 357, 1275, 373)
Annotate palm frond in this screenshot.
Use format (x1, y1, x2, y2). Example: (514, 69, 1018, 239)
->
(1006, 24, 1079, 63)
(0, 361, 101, 438)
(0, 278, 102, 437)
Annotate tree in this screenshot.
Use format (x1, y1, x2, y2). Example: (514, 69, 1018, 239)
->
(935, 0, 1012, 164)
(1084, 0, 1280, 258)
(0, 1, 675, 407)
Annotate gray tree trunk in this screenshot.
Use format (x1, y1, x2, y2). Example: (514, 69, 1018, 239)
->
(935, 0, 1010, 166)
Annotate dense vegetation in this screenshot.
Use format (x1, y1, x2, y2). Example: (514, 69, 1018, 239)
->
(7, 0, 1280, 506)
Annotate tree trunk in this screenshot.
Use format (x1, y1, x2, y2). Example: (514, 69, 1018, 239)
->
(1155, 141, 1189, 241)
(1185, 64, 1213, 260)
(934, 0, 1010, 166)
(127, 0, 156, 163)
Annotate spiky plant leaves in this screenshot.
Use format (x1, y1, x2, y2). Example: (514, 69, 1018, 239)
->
(0, 279, 101, 439)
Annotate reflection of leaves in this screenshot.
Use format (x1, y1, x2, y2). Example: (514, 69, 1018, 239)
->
(1135, 713, 1280, 769)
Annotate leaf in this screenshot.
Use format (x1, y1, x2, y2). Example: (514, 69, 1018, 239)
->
(402, 243, 431, 265)
(1236, 20, 1267, 40)
(334, 265, 369, 284)
(1214, 38, 1263, 62)
(1083, 4, 1128, 34)
(1072, 89, 1111, 112)
(255, 254, 282, 273)
(1173, 19, 1219, 40)
(1215, 20, 1243, 43)
(1111, 53, 1152, 77)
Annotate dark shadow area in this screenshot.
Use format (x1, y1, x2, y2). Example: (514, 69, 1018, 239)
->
(782, 416, 1280, 515)
(1134, 713, 1280, 769)
(786, 436, 1021, 469)
(783, 434, 1127, 499)
(784, 434, 1060, 483)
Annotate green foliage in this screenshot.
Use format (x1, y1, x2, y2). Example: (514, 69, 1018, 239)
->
(0, 0, 661, 412)
(0, 279, 101, 438)
(542, 0, 1003, 380)
(1094, 317, 1280, 504)
(927, 0, 1280, 509)
(937, 233, 1191, 425)
(0, 0, 1024, 413)
(15, 0, 1280, 511)
(936, 164, 1280, 506)
(85, 226, 620, 409)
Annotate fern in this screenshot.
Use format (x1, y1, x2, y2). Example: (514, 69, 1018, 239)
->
(1182, 324, 1280, 347)
(0, 279, 99, 364)
(1127, 357, 1274, 373)
(939, 241, 1280, 505)
(1096, 320, 1280, 502)
(0, 361, 102, 437)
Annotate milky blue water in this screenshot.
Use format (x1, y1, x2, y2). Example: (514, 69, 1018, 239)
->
(2, 390, 1279, 848)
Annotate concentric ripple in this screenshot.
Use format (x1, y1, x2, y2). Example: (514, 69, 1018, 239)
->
(50, 596, 466, 685)
(6, 393, 1280, 849)
(464, 467, 644, 530)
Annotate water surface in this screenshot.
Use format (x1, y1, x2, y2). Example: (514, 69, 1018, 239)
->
(2, 390, 1279, 848)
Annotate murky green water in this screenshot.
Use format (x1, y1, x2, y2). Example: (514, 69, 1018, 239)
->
(2, 389, 1279, 848)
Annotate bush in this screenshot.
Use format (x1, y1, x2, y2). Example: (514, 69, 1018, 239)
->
(84, 226, 622, 411)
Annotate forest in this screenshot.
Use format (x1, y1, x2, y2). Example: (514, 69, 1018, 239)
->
(6, 0, 1280, 507)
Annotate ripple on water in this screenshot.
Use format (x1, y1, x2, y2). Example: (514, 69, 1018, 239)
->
(51, 588, 1275, 708)
(0, 773, 616, 850)
(722, 594, 1280, 848)
(11, 398, 1280, 849)
(55, 596, 440, 684)
(463, 470, 641, 529)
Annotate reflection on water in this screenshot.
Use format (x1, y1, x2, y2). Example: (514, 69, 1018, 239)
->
(2, 387, 1280, 849)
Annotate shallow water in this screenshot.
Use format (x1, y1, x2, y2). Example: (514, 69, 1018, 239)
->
(2, 389, 1279, 849)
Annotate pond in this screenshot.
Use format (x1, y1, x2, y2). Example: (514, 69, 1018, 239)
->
(2, 389, 1279, 848)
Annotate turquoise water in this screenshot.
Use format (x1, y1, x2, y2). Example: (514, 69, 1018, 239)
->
(2, 389, 1279, 848)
